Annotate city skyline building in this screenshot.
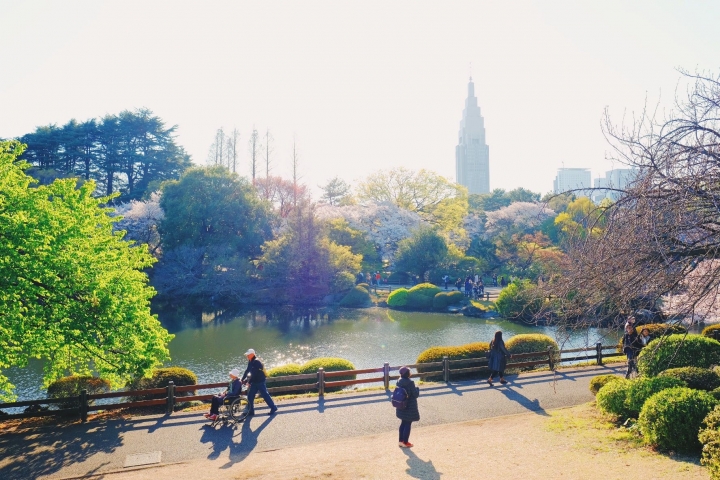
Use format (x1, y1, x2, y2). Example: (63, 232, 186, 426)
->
(455, 77, 490, 194)
(592, 168, 636, 202)
(553, 167, 592, 198)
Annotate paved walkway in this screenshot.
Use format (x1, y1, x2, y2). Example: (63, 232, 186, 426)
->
(0, 364, 624, 480)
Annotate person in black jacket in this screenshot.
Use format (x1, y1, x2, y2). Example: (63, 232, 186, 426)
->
(622, 323, 641, 379)
(205, 368, 242, 421)
(241, 349, 277, 416)
(395, 366, 420, 448)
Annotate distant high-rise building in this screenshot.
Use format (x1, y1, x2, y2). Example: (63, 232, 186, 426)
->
(456, 77, 490, 194)
(553, 168, 592, 198)
(592, 168, 636, 202)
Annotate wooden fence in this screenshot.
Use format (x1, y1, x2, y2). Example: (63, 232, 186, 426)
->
(0, 343, 624, 422)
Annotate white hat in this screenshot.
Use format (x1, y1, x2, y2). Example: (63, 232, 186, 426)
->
(244, 348, 256, 356)
(229, 368, 240, 377)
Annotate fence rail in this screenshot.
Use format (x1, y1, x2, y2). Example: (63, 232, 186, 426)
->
(0, 342, 623, 422)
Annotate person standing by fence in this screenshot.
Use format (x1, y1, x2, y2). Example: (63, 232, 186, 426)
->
(241, 349, 278, 416)
(622, 324, 641, 379)
(487, 331, 511, 386)
(395, 366, 419, 448)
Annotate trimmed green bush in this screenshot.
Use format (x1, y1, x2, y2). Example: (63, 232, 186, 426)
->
(638, 387, 718, 452)
(339, 285, 371, 307)
(416, 341, 490, 380)
(432, 291, 463, 310)
(710, 387, 720, 401)
(266, 363, 304, 388)
(406, 283, 442, 309)
(300, 357, 356, 392)
(357, 283, 370, 289)
(658, 367, 720, 391)
(332, 271, 356, 293)
(703, 324, 720, 342)
(638, 334, 720, 377)
(387, 271, 410, 284)
(625, 376, 687, 417)
(596, 378, 633, 419)
(505, 333, 559, 369)
(47, 376, 111, 408)
(387, 288, 409, 307)
(699, 405, 720, 478)
(589, 374, 622, 395)
(127, 367, 198, 401)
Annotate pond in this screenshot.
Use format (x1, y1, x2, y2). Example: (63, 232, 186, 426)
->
(5, 303, 623, 403)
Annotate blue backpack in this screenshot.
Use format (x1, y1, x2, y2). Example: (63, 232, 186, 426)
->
(391, 385, 408, 409)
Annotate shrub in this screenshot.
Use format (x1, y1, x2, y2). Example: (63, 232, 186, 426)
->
(447, 290, 464, 303)
(387, 288, 409, 307)
(638, 334, 720, 377)
(387, 271, 410, 284)
(711, 387, 720, 402)
(625, 376, 687, 417)
(495, 280, 543, 321)
(703, 324, 720, 342)
(357, 283, 370, 289)
(505, 334, 559, 369)
(339, 286, 371, 307)
(47, 376, 111, 408)
(266, 363, 304, 388)
(658, 367, 720, 391)
(432, 291, 463, 310)
(589, 374, 622, 395)
(615, 323, 688, 352)
(300, 357, 356, 392)
(699, 405, 720, 478)
(638, 387, 718, 452)
(416, 341, 490, 380)
(127, 367, 198, 401)
(331, 271, 356, 293)
(596, 378, 633, 419)
(407, 283, 442, 309)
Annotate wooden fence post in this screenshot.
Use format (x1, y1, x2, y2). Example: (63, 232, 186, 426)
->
(166, 381, 175, 415)
(383, 362, 390, 390)
(596, 342, 603, 366)
(443, 356, 450, 383)
(79, 389, 88, 423)
(318, 368, 325, 397)
(547, 348, 555, 371)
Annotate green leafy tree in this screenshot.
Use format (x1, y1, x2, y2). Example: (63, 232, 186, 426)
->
(324, 218, 381, 271)
(393, 226, 449, 278)
(320, 176, 353, 206)
(0, 141, 172, 401)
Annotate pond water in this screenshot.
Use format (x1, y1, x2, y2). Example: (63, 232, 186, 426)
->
(5, 304, 623, 403)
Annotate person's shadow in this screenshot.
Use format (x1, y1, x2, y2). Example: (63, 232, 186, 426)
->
(402, 449, 442, 479)
(222, 414, 274, 468)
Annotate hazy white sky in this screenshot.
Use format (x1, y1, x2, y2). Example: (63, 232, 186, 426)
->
(2, 1, 719, 196)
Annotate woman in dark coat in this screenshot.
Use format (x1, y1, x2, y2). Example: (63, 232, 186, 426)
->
(487, 330, 512, 386)
(622, 323, 641, 378)
(395, 366, 420, 448)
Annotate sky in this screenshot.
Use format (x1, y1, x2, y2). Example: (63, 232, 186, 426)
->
(2, 1, 719, 197)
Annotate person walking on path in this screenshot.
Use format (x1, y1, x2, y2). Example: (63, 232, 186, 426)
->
(395, 366, 420, 448)
(487, 331, 512, 386)
(241, 349, 278, 416)
(622, 324, 641, 378)
(204, 368, 242, 421)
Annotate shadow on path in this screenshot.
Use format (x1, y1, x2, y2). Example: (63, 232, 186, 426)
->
(198, 413, 275, 468)
(497, 384, 548, 416)
(402, 449, 442, 479)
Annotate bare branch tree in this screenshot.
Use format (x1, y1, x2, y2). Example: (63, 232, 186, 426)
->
(248, 127, 261, 184)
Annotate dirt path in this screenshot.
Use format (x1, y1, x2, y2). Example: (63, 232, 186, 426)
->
(97, 403, 707, 480)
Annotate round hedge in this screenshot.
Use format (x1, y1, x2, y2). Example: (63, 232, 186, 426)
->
(699, 405, 720, 478)
(405, 283, 441, 309)
(300, 357, 356, 392)
(711, 387, 720, 401)
(47, 376, 111, 408)
(127, 367, 198, 401)
(658, 367, 720, 391)
(589, 374, 622, 395)
(638, 387, 718, 452)
(432, 291, 464, 310)
(596, 378, 633, 419)
(625, 376, 687, 418)
(266, 363, 303, 388)
(339, 285, 371, 307)
(505, 334, 559, 368)
(637, 334, 720, 377)
(416, 341, 490, 380)
(387, 288, 409, 307)
(332, 271, 356, 293)
(703, 324, 720, 342)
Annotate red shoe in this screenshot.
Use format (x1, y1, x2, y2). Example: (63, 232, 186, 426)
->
(208, 414, 218, 421)
(203, 413, 211, 418)
(404, 442, 414, 448)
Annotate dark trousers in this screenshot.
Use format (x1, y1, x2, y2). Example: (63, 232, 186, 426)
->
(625, 353, 637, 378)
(399, 420, 412, 443)
(489, 370, 504, 379)
(210, 395, 225, 415)
(247, 382, 276, 413)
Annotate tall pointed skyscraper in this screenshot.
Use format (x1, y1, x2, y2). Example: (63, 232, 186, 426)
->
(455, 77, 490, 194)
